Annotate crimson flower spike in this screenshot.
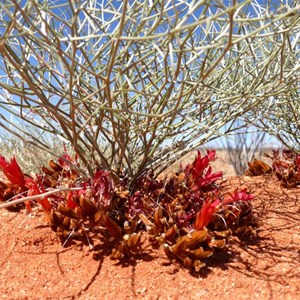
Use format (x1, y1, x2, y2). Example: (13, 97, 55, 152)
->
(194, 199, 221, 230)
(25, 177, 52, 212)
(0, 155, 25, 187)
(222, 189, 254, 205)
(190, 151, 209, 178)
(186, 150, 218, 179)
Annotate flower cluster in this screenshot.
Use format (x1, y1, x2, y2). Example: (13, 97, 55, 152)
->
(0, 149, 257, 271)
(264, 149, 300, 188)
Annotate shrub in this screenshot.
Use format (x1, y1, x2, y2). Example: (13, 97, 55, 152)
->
(0, 1, 298, 187)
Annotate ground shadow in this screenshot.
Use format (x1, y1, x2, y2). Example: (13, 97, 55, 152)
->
(227, 231, 300, 285)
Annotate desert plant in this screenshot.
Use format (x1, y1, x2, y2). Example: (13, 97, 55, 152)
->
(0, 149, 257, 271)
(221, 120, 267, 175)
(264, 148, 300, 188)
(244, 158, 272, 176)
(0, 1, 299, 187)
(245, 148, 300, 188)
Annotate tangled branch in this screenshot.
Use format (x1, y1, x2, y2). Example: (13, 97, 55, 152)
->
(0, 0, 299, 185)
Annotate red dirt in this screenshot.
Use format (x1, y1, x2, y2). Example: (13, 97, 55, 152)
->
(0, 175, 299, 300)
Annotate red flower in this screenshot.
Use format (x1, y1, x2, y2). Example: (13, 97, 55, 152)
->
(223, 189, 254, 205)
(185, 150, 209, 178)
(25, 177, 52, 212)
(0, 156, 25, 187)
(92, 170, 113, 206)
(185, 150, 222, 189)
(66, 192, 78, 209)
(207, 149, 217, 161)
(194, 199, 221, 230)
(192, 166, 223, 189)
(57, 144, 80, 169)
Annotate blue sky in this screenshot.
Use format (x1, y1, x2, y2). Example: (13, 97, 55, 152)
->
(0, 0, 293, 150)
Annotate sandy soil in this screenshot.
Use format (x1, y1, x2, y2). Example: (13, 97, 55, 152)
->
(0, 173, 299, 300)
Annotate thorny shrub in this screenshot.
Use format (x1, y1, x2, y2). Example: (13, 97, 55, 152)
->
(0, 150, 258, 271)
